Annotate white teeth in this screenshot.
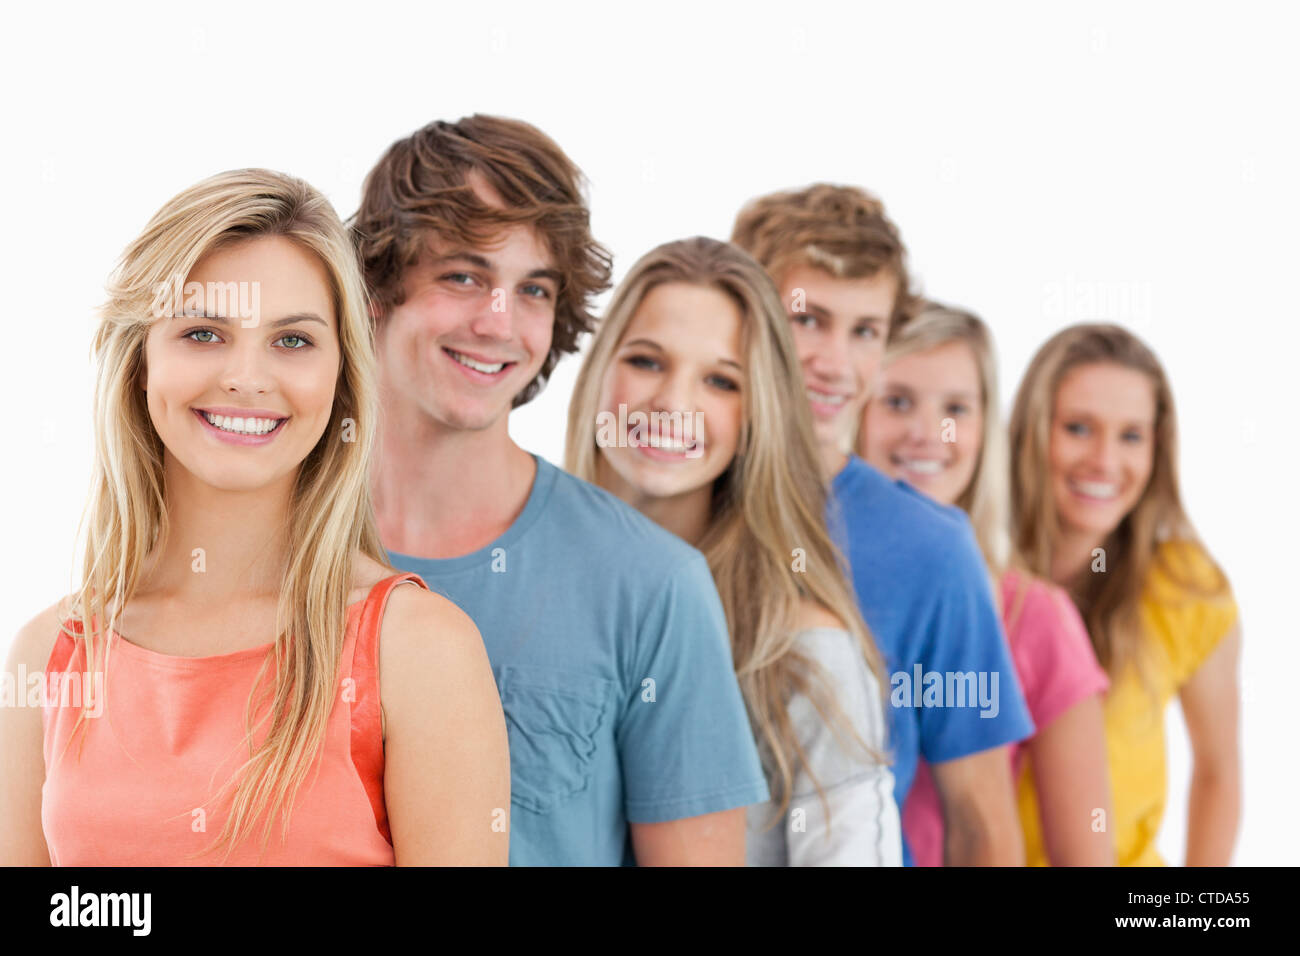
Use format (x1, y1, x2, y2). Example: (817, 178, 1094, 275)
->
(202, 411, 282, 435)
(1072, 479, 1119, 499)
(646, 435, 694, 452)
(807, 389, 847, 406)
(449, 350, 506, 374)
(901, 458, 945, 475)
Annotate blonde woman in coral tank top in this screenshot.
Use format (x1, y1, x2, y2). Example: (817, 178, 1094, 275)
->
(0, 170, 509, 866)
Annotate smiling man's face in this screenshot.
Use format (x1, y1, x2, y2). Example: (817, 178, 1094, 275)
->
(776, 263, 897, 455)
(375, 171, 560, 435)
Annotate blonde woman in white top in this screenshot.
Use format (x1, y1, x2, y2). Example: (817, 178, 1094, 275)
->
(566, 237, 900, 865)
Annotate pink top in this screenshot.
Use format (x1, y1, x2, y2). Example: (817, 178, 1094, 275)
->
(41, 572, 429, 866)
(902, 568, 1109, 866)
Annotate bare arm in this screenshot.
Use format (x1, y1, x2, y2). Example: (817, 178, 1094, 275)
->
(1179, 624, 1241, 866)
(1027, 693, 1115, 865)
(0, 603, 63, 865)
(932, 745, 1025, 866)
(629, 807, 749, 865)
(381, 585, 510, 865)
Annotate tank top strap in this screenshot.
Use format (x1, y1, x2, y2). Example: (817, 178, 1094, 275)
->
(349, 572, 431, 845)
(47, 619, 82, 676)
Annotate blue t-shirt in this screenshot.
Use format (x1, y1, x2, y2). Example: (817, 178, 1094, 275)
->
(388, 454, 769, 866)
(827, 456, 1034, 866)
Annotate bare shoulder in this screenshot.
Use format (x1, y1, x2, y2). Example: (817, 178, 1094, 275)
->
(5, 597, 74, 673)
(378, 583, 488, 678)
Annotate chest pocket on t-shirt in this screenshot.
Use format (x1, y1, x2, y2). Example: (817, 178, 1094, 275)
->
(496, 666, 618, 814)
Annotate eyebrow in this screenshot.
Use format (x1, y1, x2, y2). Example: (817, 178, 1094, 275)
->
(621, 336, 744, 371)
(431, 251, 562, 285)
(1058, 409, 1153, 428)
(174, 311, 329, 328)
(801, 300, 887, 324)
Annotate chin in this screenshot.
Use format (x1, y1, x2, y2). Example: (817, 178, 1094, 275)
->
(1061, 508, 1123, 540)
(633, 466, 698, 499)
(438, 403, 508, 433)
(813, 422, 847, 454)
(195, 469, 283, 494)
(621, 457, 704, 500)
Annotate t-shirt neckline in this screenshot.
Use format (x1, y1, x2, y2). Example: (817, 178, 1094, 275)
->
(386, 452, 557, 577)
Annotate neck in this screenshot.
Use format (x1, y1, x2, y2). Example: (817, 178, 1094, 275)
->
(820, 442, 850, 483)
(371, 389, 535, 560)
(1050, 526, 1106, 590)
(139, 454, 294, 605)
(594, 456, 713, 547)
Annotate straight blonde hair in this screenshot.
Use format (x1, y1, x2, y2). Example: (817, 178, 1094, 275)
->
(60, 168, 388, 859)
(566, 236, 886, 826)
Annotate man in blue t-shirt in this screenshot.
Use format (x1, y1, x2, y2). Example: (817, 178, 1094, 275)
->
(733, 184, 1034, 865)
(352, 116, 768, 865)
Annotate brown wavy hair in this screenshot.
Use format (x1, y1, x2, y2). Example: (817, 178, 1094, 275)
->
(349, 114, 613, 406)
(1008, 323, 1230, 679)
(731, 183, 915, 331)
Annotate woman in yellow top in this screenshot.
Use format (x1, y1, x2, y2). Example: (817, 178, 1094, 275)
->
(1008, 323, 1241, 866)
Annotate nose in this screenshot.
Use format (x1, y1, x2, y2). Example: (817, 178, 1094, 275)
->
(1085, 431, 1121, 474)
(219, 340, 271, 395)
(804, 333, 853, 385)
(903, 408, 930, 443)
(468, 288, 514, 341)
(649, 368, 697, 418)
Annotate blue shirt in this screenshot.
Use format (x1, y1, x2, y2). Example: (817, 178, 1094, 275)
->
(388, 455, 769, 866)
(828, 456, 1034, 865)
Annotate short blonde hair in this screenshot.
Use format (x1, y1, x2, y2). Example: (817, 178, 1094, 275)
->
(731, 182, 914, 328)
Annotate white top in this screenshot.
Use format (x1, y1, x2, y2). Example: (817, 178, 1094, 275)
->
(745, 627, 903, 866)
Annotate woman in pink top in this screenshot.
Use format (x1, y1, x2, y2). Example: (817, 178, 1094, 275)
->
(0, 169, 509, 866)
(858, 302, 1114, 866)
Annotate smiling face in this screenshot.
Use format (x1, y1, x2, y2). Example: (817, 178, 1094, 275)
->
(141, 235, 340, 493)
(1048, 361, 1157, 540)
(777, 264, 896, 455)
(375, 172, 558, 435)
(861, 340, 984, 506)
(594, 282, 744, 503)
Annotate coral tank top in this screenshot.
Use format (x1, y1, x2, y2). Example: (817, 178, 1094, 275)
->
(40, 572, 429, 865)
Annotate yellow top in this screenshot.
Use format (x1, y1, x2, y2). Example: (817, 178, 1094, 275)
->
(1017, 539, 1238, 866)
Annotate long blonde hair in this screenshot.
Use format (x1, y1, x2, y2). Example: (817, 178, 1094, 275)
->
(62, 168, 388, 858)
(566, 236, 886, 824)
(1007, 323, 1229, 677)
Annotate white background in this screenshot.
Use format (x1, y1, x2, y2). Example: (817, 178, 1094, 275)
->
(2, 1, 1295, 865)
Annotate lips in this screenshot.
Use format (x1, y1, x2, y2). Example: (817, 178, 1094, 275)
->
(192, 407, 289, 445)
(1068, 477, 1121, 501)
(893, 456, 947, 477)
(444, 347, 516, 379)
(806, 386, 854, 420)
(631, 433, 703, 461)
